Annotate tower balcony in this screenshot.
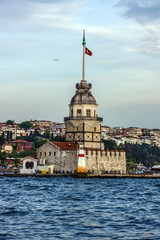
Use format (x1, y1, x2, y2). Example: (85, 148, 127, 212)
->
(64, 116, 103, 122)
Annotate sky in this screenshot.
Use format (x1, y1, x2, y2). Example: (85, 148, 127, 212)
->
(0, 0, 160, 128)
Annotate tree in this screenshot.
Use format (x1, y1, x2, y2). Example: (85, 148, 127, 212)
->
(0, 150, 7, 165)
(13, 157, 20, 166)
(34, 137, 47, 148)
(123, 143, 160, 167)
(11, 149, 19, 158)
(34, 129, 41, 137)
(0, 135, 5, 145)
(103, 140, 118, 150)
(6, 120, 14, 126)
(19, 121, 33, 130)
(43, 129, 51, 139)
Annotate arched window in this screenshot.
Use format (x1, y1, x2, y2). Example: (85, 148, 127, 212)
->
(25, 161, 34, 169)
(30, 162, 34, 169)
(25, 161, 30, 169)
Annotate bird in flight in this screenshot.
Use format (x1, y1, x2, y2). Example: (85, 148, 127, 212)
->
(53, 59, 59, 61)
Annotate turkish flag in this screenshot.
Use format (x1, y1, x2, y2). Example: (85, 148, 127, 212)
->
(85, 47, 92, 56)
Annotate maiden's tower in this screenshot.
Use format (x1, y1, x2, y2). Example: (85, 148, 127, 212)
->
(64, 30, 103, 149)
(37, 30, 126, 175)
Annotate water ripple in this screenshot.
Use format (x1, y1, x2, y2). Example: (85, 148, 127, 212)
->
(1, 177, 160, 239)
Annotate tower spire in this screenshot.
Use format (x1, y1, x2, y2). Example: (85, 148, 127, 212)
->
(82, 29, 86, 83)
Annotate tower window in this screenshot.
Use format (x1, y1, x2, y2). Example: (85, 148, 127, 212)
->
(77, 109, 82, 117)
(71, 109, 73, 116)
(86, 110, 91, 117)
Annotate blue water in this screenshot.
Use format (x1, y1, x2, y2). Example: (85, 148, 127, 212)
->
(0, 177, 160, 240)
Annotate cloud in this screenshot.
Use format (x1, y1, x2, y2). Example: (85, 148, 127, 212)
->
(116, 0, 160, 26)
(116, 0, 160, 55)
(0, 0, 82, 26)
(0, 0, 136, 42)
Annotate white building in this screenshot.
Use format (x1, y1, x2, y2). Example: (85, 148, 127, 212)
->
(20, 156, 38, 174)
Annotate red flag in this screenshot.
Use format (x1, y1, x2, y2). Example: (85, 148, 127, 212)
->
(85, 47, 92, 56)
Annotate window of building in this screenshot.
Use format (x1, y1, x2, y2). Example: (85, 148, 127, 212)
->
(26, 161, 30, 169)
(86, 110, 91, 117)
(25, 161, 34, 169)
(71, 109, 73, 116)
(94, 127, 96, 132)
(30, 162, 34, 169)
(49, 152, 51, 156)
(39, 152, 42, 157)
(94, 110, 96, 117)
(54, 152, 56, 156)
(91, 150, 93, 155)
(77, 109, 82, 117)
(44, 152, 46, 156)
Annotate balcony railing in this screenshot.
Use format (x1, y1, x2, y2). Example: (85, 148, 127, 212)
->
(64, 116, 103, 122)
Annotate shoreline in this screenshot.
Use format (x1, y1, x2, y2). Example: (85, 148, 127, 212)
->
(1, 173, 160, 178)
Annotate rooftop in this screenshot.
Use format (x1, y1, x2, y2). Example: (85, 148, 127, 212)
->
(51, 142, 77, 150)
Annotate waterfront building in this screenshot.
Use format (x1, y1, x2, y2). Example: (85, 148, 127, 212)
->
(37, 141, 77, 173)
(20, 156, 38, 174)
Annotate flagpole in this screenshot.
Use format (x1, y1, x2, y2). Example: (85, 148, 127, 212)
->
(82, 29, 86, 82)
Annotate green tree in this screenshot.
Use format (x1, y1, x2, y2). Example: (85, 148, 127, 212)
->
(123, 143, 160, 167)
(34, 137, 47, 148)
(0, 150, 7, 165)
(103, 140, 118, 150)
(19, 121, 33, 130)
(6, 120, 14, 126)
(11, 149, 19, 158)
(19, 149, 36, 158)
(43, 129, 51, 139)
(126, 152, 133, 162)
(13, 157, 20, 166)
(0, 135, 5, 145)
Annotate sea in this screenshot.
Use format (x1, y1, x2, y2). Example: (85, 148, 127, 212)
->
(0, 176, 160, 240)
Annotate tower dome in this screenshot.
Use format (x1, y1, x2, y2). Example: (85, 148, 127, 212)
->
(71, 80, 97, 105)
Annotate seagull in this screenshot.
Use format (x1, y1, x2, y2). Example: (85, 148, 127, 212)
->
(53, 59, 59, 61)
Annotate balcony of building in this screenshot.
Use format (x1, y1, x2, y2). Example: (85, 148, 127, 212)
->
(64, 116, 103, 122)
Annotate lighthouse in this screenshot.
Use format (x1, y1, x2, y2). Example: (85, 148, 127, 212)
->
(77, 145, 87, 174)
(64, 30, 103, 149)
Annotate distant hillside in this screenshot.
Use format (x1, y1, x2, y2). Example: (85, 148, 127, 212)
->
(103, 140, 160, 169)
(124, 142, 160, 168)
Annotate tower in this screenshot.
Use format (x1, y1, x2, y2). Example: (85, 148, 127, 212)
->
(64, 30, 103, 149)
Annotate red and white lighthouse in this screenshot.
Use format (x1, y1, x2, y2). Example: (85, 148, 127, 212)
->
(77, 145, 87, 174)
